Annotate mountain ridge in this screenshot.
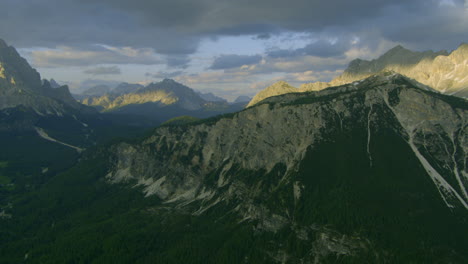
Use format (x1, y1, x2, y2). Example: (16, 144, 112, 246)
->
(248, 44, 468, 107)
(0, 39, 94, 116)
(1, 72, 467, 262)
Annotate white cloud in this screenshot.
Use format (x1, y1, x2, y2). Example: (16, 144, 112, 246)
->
(29, 45, 164, 68)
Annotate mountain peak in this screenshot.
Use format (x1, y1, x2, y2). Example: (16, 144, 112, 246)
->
(388, 44, 406, 51)
(49, 79, 61, 88)
(247, 80, 297, 107)
(273, 80, 291, 86)
(162, 78, 176, 83)
(380, 45, 414, 59)
(0, 39, 42, 90)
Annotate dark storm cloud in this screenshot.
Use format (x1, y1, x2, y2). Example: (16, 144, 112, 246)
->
(83, 66, 121, 75)
(165, 55, 191, 69)
(0, 0, 199, 54)
(210, 55, 263, 70)
(255, 33, 272, 40)
(0, 0, 466, 65)
(267, 39, 350, 59)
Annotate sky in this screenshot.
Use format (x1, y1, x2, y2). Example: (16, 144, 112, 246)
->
(1, 0, 467, 100)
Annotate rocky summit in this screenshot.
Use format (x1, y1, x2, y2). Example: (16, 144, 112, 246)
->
(79, 78, 245, 124)
(247, 81, 298, 107)
(0, 39, 89, 116)
(248, 44, 468, 107)
(81, 79, 207, 111)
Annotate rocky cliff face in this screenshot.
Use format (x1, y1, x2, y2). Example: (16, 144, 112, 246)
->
(248, 44, 468, 107)
(108, 72, 468, 210)
(334, 44, 468, 97)
(0, 39, 89, 115)
(103, 73, 468, 262)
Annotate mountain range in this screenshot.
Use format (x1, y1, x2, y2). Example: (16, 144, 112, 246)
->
(248, 43, 468, 107)
(2, 72, 466, 263)
(0, 38, 467, 263)
(79, 78, 247, 123)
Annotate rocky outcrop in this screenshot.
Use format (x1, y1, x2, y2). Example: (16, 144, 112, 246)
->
(334, 44, 468, 97)
(248, 44, 468, 107)
(247, 81, 298, 107)
(0, 39, 91, 115)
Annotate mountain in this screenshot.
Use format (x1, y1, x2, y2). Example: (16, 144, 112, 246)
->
(0, 39, 90, 115)
(198, 91, 227, 103)
(82, 79, 206, 111)
(233, 95, 252, 103)
(248, 44, 468, 107)
(2, 72, 466, 263)
(247, 81, 297, 107)
(48, 79, 61, 88)
(333, 44, 467, 96)
(0, 39, 153, 205)
(81, 79, 245, 123)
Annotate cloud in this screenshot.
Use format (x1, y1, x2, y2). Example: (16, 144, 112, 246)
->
(29, 45, 163, 67)
(165, 55, 191, 68)
(1, 0, 466, 96)
(77, 79, 122, 92)
(255, 33, 271, 40)
(267, 39, 350, 58)
(83, 66, 121, 75)
(176, 71, 254, 85)
(1, 0, 465, 57)
(209, 54, 263, 70)
(145, 70, 184, 79)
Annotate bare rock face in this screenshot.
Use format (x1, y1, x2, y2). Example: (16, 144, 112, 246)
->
(107, 72, 468, 212)
(334, 43, 468, 97)
(102, 73, 468, 261)
(246, 81, 298, 107)
(248, 44, 468, 107)
(0, 39, 88, 115)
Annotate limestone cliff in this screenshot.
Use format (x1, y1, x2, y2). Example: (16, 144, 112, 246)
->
(248, 44, 468, 107)
(107, 73, 468, 211)
(0, 39, 90, 115)
(102, 73, 468, 261)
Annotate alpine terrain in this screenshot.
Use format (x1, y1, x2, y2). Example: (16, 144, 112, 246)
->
(0, 39, 153, 211)
(248, 43, 468, 107)
(79, 79, 246, 123)
(1, 71, 467, 263)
